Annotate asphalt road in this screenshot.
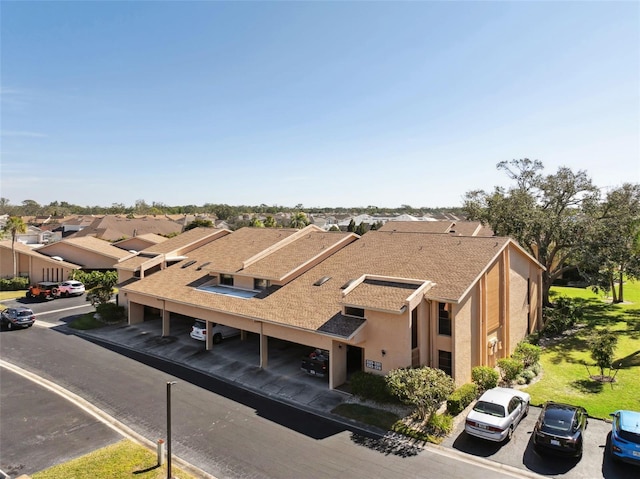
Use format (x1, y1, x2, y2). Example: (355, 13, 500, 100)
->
(0, 367, 123, 477)
(0, 301, 528, 479)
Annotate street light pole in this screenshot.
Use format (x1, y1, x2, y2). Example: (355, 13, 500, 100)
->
(167, 381, 177, 479)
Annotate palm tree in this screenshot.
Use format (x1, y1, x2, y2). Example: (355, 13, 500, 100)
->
(2, 216, 27, 277)
(289, 212, 310, 229)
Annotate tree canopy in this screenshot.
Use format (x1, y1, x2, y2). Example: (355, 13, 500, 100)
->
(464, 159, 602, 306)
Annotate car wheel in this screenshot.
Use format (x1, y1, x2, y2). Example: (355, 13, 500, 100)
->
(7, 322, 13, 330)
(524, 402, 530, 417)
(506, 426, 514, 442)
(213, 333, 223, 344)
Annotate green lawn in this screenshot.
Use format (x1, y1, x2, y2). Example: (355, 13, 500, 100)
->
(32, 439, 198, 479)
(523, 280, 640, 419)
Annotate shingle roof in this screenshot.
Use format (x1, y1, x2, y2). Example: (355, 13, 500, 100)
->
(38, 236, 135, 261)
(122, 229, 517, 338)
(378, 220, 494, 236)
(342, 279, 421, 313)
(143, 227, 228, 255)
(67, 215, 183, 241)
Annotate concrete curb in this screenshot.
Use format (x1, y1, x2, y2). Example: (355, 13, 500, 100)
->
(69, 328, 550, 479)
(0, 359, 215, 479)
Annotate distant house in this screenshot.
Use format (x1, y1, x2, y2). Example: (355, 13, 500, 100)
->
(36, 236, 137, 270)
(113, 233, 168, 253)
(119, 225, 544, 389)
(65, 215, 183, 241)
(0, 240, 80, 283)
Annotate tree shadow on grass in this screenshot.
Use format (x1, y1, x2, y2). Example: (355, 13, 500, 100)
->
(614, 350, 640, 368)
(570, 378, 604, 394)
(133, 464, 160, 474)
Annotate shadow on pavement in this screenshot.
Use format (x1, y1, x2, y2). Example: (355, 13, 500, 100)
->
(522, 435, 580, 475)
(70, 333, 382, 443)
(351, 431, 424, 458)
(451, 430, 504, 457)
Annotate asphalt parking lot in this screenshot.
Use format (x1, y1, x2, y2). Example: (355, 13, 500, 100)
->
(440, 403, 638, 479)
(4, 297, 639, 479)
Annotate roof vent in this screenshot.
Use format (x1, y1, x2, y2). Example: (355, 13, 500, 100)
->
(340, 278, 356, 289)
(181, 260, 197, 269)
(196, 261, 211, 271)
(313, 276, 331, 286)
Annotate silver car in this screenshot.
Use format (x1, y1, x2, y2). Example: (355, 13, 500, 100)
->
(465, 387, 531, 442)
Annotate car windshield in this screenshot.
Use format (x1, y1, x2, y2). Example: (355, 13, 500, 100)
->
(193, 320, 206, 329)
(542, 408, 575, 433)
(473, 401, 506, 417)
(17, 310, 33, 317)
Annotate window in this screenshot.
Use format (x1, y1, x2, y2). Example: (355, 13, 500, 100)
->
(254, 278, 270, 290)
(344, 306, 365, 318)
(220, 274, 233, 286)
(411, 308, 418, 349)
(438, 350, 452, 376)
(438, 302, 451, 336)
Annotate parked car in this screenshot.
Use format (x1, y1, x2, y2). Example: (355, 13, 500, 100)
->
(189, 319, 240, 343)
(26, 281, 59, 301)
(56, 280, 85, 297)
(533, 401, 588, 457)
(609, 409, 640, 466)
(1, 307, 36, 330)
(301, 348, 329, 378)
(464, 387, 530, 442)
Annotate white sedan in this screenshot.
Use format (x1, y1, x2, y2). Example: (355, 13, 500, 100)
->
(465, 387, 531, 442)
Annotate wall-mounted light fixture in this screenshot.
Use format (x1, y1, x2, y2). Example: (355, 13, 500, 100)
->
(381, 350, 386, 357)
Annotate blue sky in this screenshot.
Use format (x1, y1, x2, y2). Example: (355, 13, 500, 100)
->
(1, 1, 638, 209)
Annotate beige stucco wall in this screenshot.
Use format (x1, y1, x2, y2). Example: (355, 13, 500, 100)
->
(360, 309, 411, 375)
(508, 248, 534, 351)
(452, 290, 476, 386)
(39, 243, 118, 269)
(1, 249, 77, 283)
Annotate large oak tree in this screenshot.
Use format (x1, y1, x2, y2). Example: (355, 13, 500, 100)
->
(463, 159, 600, 306)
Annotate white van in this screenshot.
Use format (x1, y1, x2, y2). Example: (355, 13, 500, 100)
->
(190, 319, 240, 343)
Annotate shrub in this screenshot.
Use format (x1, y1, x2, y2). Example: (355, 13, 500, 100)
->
(513, 341, 541, 368)
(471, 366, 499, 392)
(0, 276, 29, 291)
(497, 358, 524, 385)
(95, 302, 125, 324)
(427, 412, 453, 436)
(350, 371, 397, 404)
(518, 368, 537, 384)
(542, 295, 584, 336)
(446, 383, 478, 416)
(386, 367, 455, 420)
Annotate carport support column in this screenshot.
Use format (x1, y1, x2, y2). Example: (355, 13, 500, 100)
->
(129, 302, 144, 325)
(161, 309, 170, 337)
(259, 323, 268, 368)
(206, 320, 213, 351)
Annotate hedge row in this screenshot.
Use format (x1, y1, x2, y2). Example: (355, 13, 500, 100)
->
(446, 383, 478, 416)
(0, 277, 29, 291)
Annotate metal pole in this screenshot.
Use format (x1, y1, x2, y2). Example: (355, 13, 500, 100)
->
(167, 381, 176, 479)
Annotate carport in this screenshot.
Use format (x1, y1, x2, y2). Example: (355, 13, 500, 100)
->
(125, 295, 363, 391)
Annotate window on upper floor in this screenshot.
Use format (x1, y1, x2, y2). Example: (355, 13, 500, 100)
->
(438, 302, 451, 336)
(254, 278, 270, 290)
(220, 274, 233, 286)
